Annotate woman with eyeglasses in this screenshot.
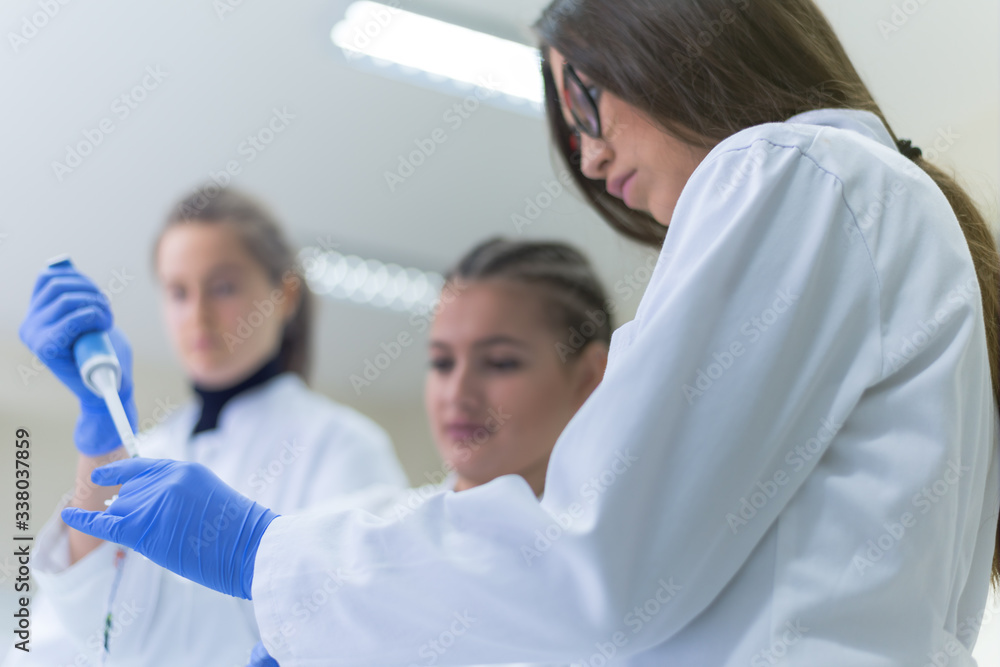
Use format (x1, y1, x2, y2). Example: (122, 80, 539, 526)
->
(60, 1, 1000, 665)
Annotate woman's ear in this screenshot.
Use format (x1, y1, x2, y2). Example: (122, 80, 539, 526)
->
(572, 342, 609, 408)
(280, 271, 302, 324)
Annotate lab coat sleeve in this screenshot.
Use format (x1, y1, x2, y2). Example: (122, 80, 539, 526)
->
(31, 498, 127, 651)
(251, 136, 885, 666)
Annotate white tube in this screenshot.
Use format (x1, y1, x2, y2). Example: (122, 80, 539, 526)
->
(89, 366, 138, 458)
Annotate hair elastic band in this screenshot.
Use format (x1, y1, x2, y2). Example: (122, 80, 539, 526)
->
(896, 138, 923, 161)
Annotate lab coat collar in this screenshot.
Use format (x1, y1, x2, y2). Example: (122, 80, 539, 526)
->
(786, 108, 897, 153)
(190, 372, 302, 439)
(443, 472, 544, 499)
(191, 353, 285, 434)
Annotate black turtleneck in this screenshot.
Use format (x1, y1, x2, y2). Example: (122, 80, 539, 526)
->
(191, 354, 284, 436)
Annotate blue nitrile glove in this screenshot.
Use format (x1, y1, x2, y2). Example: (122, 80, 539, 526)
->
(247, 642, 280, 666)
(60, 458, 279, 599)
(18, 265, 137, 456)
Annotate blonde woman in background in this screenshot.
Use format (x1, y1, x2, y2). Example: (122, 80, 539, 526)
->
(14, 187, 406, 666)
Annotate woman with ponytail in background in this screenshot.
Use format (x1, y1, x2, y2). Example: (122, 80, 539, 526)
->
(60, 2, 1000, 664)
(15, 187, 406, 666)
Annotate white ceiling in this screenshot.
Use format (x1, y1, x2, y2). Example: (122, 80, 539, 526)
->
(1, 0, 997, 408)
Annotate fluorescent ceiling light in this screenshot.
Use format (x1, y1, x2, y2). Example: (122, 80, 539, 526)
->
(299, 246, 444, 315)
(332, 1, 543, 108)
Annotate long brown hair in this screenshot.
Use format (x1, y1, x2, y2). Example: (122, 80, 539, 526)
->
(155, 186, 314, 382)
(535, 0, 1000, 583)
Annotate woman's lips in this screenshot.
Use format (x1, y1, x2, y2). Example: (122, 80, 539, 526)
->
(622, 172, 638, 208)
(445, 424, 485, 442)
(607, 170, 638, 207)
(191, 336, 218, 351)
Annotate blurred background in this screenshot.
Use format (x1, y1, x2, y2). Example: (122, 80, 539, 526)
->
(0, 0, 997, 662)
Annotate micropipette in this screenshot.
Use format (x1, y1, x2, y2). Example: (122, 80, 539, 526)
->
(47, 255, 138, 458)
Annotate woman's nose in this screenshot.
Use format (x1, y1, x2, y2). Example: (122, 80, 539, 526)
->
(192, 292, 212, 326)
(579, 133, 613, 181)
(445, 361, 482, 408)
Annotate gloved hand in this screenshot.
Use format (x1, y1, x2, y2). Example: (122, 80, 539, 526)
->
(61, 458, 278, 599)
(18, 264, 137, 456)
(247, 642, 280, 666)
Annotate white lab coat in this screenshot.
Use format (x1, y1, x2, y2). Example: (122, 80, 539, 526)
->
(250, 110, 1000, 666)
(12, 373, 407, 667)
(280, 478, 565, 667)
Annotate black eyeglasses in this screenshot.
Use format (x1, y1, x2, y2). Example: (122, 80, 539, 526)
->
(562, 62, 603, 139)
